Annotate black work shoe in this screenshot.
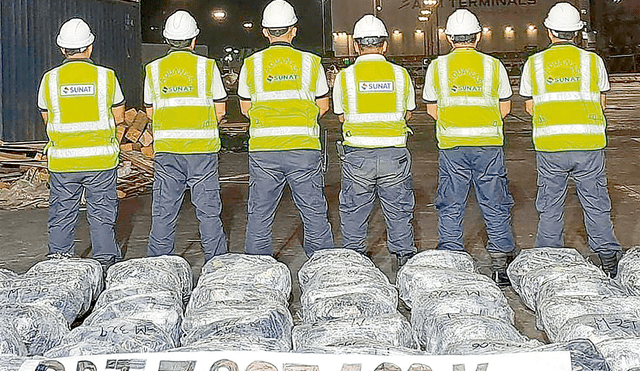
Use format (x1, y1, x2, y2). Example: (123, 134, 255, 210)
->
(96, 256, 118, 280)
(397, 253, 416, 268)
(599, 252, 623, 279)
(493, 271, 511, 287)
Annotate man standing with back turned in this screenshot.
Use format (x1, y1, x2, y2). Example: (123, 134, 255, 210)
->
(145, 10, 228, 262)
(423, 9, 516, 286)
(520, 2, 623, 277)
(38, 18, 124, 272)
(333, 15, 417, 267)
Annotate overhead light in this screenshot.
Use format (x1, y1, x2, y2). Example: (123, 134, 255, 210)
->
(376, 5, 382, 11)
(421, 9, 432, 15)
(415, 29, 423, 34)
(243, 21, 253, 29)
(393, 29, 401, 35)
(423, 0, 437, 6)
(418, 16, 429, 22)
(438, 27, 444, 33)
(528, 24, 536, 31)
(482, 27, 490, 32)
(212, 9, 226, 21)
(505, 26, 513, 32)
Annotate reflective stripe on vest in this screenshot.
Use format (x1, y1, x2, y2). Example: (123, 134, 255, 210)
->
(45, 63, 119, 172)
(530, 45, 606, 151)
(434, 50, 504, 150)
(148, 52, 221, 154)
(341, 59, 409, 148)
(246, 47, 322, 151)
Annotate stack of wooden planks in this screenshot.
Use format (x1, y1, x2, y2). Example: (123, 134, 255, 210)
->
(118, 109, 155, 159)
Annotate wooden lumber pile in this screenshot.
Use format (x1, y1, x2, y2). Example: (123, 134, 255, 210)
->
(118, 109, 155, 159)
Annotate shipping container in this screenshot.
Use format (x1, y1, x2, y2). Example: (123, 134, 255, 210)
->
(0, 0, 142, 142)
(331, 0, 588, 57)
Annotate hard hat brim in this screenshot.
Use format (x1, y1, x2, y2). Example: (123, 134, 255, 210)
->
(163, 28, 200, 41)
(543, 19, 584, 32)
(56, 33, 95, 49)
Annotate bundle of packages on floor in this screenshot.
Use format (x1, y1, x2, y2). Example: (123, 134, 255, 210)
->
(3, 248, 640, 370)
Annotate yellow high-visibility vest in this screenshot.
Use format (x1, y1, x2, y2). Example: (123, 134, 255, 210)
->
(40, 61, 120, 173)
(529, 44, 606, 152)
(338, 57, 412, 148)
(145, 51, 222, 154)
(243, 45, 323, 151)
(433, 49, 504, 149)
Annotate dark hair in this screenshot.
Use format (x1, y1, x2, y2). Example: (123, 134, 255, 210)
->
(267, 27, 292, 37)
(452, 33, 477, 44)
(552, 30, 577, 40)
(167, 38, 193, 48)
(356, 37, 386, 48)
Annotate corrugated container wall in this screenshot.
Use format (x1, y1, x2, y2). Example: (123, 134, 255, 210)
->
(0, 0, 141, 141)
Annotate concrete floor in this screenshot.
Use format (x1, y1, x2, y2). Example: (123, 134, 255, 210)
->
(0, 79, 639, 343)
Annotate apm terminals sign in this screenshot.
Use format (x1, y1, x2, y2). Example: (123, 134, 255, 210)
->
(19, 350, 571, 371)
(446, 0, 537, 7)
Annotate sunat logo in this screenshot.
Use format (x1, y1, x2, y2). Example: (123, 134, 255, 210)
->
(266, 74, 299, 83)
(162, 86, 194, 94)
(451, 85, 481, 93)
(358, 81, 394, 92)
(546, 76, 581, 84)
(60, 84, 95, 96)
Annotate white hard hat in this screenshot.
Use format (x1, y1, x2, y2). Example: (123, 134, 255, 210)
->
(56, 18, 95, 49)
(444, 9, 482, 35)
(544, 2, 584, 32)
(262, 0, 298, 28)
(163, 10, 200, 40)
(353, 15, 388, 39)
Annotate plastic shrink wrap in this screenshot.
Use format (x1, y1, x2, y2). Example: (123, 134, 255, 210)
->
(0, 303, 69, 356)
(616, 247, 640, 295)
(292, 313, 418, 352)
(44, 318, 176, 357)
(518, 264, 612, 310)
(181, 303, 292, 351)
(507, 248, 589, 294)
(0, 355, 29, 371)
(95, 285, 181, 309)
(536, 296, 640, 342)
(201, 254, 291, 298)
(106, 256, 192, 303)
(171, 335, 289, 352)
(411, 293, 514, 348)
(536, 339, 610, 371)
(25, 258, 103, 299)
(596, 338, 640, 371)
(397, 267, 495, 308)
(83, 292, 183, 344)
(298, 249, 375, 288)
(420, 314, 530, 355)
(295, 342, 424, 356)
(401, 250, 477, 272)
(441, 339, 543, 355)
(0, 321, 27, 356)
(0, 283, 85, 324)
(301, 265, 390, 291)
(302, 288, 398, 324)
(555, 313, 640, 343)
(0, 269, 17, 280)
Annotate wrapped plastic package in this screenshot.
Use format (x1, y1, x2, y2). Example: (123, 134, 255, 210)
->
(507, 247, 588, 294)
(172, 335, 290, 353)
(0, 321, 27, 356)
(95, 285, 182, 309)
(295, 342, 424, 356)
(442, 339, 543, 355)
(555, 313, 640, 344)
(83, 292, 183, 344)
(397, 268, 495, 308)
(298, 249, 375, 288)
(201, 254, 291, 298)
(420, 314, 530, 355)
(292, 313, 418, 352)
(401, 250, 477, 272)
(301, 287, 398, 323)
(596, 338, 640, 371)
(518, 264, 610, 310)
(0, 303, 69, 356)
(537, 339, 609, 371)
(25, 258, 104, 300)
(536, 296, 640, 342)
(181, 303, 293, 351)
(0, 355, 28, 371)
(616, 246, 640, 295)
(44, 318, 176, 358)
(186, 277, 287, 317)
(106, 256, 192, 303)
(301, 265, 390, 292)
(0, 269, 18, 281)
(411, 294, 514, 348)
(0, 283, 86, 324)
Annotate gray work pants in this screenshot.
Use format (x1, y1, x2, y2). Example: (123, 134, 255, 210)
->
(48, 168, 120, 262)
(245, 150, 334, 257)
(148, 153, 227, 261)
(535, 150, 621, 255)
(339, 147, 416, 258)
(435, 147, 516, 254)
